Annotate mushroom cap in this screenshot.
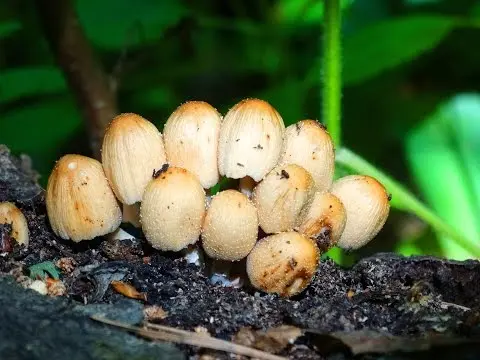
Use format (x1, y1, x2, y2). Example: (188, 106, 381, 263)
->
(331, 175, 390, 250)
(279, 120, 335, 191)
(140, 167, 206, 251)
(163, 101, 222, 189)
(0, 202, 29, 246)
(201, 189, 258, 261)
(246, 231, 319, 297)
(253, 164, 315, 234)
(102, 113, 167, 205)
(46, 154, 122, 242)
(296, 191, 346, 251)
(218, 98, 285, 181)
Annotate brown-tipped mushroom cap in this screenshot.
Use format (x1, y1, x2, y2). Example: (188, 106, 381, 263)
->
(331, 175, 390, 250)
(218, 98, 285, 181)
(46, 154, 122, 242)
(0, 202, 29, 246)
(246, 232, 319, 297)
(102, 113, 166, 205)
(163, 101, 222, 189)
(296, 191, 346, 252)
(279, 120, 335, 191)
(253, 164, 314, 234)
(140, 167, 206, 251)
(201, 189, 258, 261)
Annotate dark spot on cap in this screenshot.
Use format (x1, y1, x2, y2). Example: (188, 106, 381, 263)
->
(153, 163, 169, 178)
(266, 134, 270, 140)
(289, 257, 298, 270)
(286, 240, 291, 244)
(236, 138, 240, 142)
(295, 123, 301, 134)
(253, 144, 263, 150)
(237, 163, 244, 167)
(180, 140, 184, 145)
(238, 202, 241, 208)
(280, 170, 290, 179)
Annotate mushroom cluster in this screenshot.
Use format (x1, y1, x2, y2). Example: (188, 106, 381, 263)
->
(45, 99, 390, 297)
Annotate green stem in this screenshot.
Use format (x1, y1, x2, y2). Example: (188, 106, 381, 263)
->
(323, 0, 342, 147)
(336, 147, 480, 258)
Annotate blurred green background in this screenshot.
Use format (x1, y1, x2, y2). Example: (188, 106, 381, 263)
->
(1, 0, 479, 260)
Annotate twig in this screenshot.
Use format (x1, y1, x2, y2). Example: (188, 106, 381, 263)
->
(35, 0, 118, 158)
(91, 316, 287, 360)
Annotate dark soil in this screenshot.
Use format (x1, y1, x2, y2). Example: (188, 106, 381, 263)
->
(1, 144, 480, 360)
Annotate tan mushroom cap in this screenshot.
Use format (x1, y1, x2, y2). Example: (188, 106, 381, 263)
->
(0, 202, 29, 246)
(46, 154, 122, 242)
(246, 232, 319, 297)
(164, 101, 222, 189)
(296, 191, 346, 251)
(331, 175, 390, 250)
(102, 113, 166, 205)
(279, 120, 335, 191)
(253, 164, 315, 234)
(140, 167, 206, 251)
(201, 189, 258, 261)
(218, 98, 285, 182)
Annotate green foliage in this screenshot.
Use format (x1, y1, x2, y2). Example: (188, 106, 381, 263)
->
(273, 0, 353, 24)
(0, 21, 21, 39)
(406, 94, 480, 259)
(342, 16, 455, 85)
(29, 261, 60, 280)
(76, 0, 187, 49)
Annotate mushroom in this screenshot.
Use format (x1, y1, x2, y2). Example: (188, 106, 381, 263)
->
(163, 101, 222, 190)
(46, 154, 122, 241)
(296, 191, 346, 252)
(253, 164, 314, 234)
(331, 175, 390, 250)
(101, 113, 167, 226)
(140, 166, 206, 251)
(201, 189, 258, 261)
(246, 231, 319, 297)
(0, 202, 29, 246)
(217, 98, 285, 197)
(279, 120, 335, 191)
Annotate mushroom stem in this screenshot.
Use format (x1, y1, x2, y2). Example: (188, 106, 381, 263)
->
(238, 176, 256, 199)
(122, 203, 141, 228)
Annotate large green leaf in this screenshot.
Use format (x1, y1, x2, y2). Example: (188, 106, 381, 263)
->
(0, 67, 66, 104)
(343, 15, 455, 85)
(406, 94, 480, 259)
(0, 21, 21, 39)
(273, 0, 353, 25)
(76, 0, 187, 49)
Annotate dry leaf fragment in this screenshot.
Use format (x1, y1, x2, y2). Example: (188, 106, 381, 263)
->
(111, 280, 147, 301)
(55, 257, 77, 274)
(144, 305, 168, 321)
(46, 278, 67, 297)
(233, 325, 303, 354)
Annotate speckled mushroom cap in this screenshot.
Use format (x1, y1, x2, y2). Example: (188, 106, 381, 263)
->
(218, 98, 285, 182)
(201, 189, 258, 261)
(102, 113, 166, 205)
(46, 154, 122, 242)
(140, 166, 206, 251)
(246, 231, 319, 297)
(163, 101, 222, 189)
(253, 164, 315, 234)
(279, 120, 335, 192)
(296, 191, 346, 251)
(331, 175, 390, 250)
(0, 201, 29, 246)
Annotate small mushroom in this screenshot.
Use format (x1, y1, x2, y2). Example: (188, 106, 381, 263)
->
(46, 154, 122, 241)
(246, 232, 319, 297)
(201, 189, 258, 261)
(0, 202, 29, 246)
(331, 175, 390, 250)
(218, 98, 285, 194)
(296, 191, 346, 252)
(101, 112, 167, 205)
(163, 101, 222, 189)
(279, 120, 335, 191)
(140, 167, 206, 251)
(253, 164, 314, 234)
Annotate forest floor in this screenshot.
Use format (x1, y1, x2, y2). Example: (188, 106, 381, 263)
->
(1, 144, 480, 360)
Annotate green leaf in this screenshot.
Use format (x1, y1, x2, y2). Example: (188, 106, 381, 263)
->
(274, 0, 353, 24)
(0, 67, 67, 104)
(29, 261, 60, 280)
(0, 21, 21, 39)
(406, 94, 480, 259)
(76, 0, 187, 49)
(343, 15, 455, 85)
